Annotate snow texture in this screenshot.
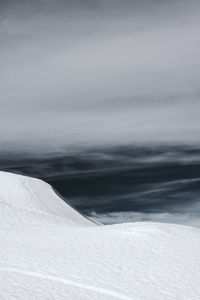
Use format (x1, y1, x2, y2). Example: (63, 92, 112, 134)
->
(0, 171, 200, 299)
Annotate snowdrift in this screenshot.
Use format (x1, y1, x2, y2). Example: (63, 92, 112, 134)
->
(0, 171, 200, 300)
(0, 171, 94, 226)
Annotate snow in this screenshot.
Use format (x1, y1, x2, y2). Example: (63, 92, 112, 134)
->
(0, 171, 200, 299)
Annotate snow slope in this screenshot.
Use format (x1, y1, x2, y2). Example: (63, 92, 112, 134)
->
(0, 171, 94, 226)
(0, 171, 200, 299)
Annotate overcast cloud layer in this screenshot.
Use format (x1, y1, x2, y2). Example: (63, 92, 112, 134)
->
(0, 0, 200, 153)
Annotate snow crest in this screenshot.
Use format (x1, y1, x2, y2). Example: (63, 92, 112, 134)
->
(0, 171, 94, 226)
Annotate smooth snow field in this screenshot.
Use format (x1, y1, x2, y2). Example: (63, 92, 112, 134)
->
(0, 172, 200, 299)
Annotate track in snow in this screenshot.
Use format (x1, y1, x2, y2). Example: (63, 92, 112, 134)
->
(0, 268, 132, 300)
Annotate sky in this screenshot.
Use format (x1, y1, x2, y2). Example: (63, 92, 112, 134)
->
(0, 0, 200, 153)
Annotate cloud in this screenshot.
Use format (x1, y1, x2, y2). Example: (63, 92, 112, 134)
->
(0, 0, 200, 153)
(90, 210, 200, 227)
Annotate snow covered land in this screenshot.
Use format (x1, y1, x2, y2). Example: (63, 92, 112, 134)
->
(0, 171, 200, 299)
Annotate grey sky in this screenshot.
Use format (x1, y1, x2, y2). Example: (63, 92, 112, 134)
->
(0, 0, 200, 153)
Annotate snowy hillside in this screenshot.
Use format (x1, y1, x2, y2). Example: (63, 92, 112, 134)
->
(0, 171, 94, 226)
(0, 171, 200, 299)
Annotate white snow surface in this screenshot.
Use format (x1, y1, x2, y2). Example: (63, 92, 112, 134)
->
(0, 171, 200, 300)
